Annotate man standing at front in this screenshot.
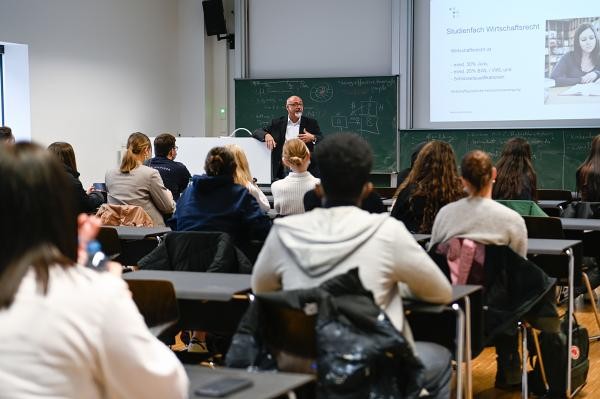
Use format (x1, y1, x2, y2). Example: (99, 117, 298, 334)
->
(251, 133, 452, 399)
(253, 95, 322, 181)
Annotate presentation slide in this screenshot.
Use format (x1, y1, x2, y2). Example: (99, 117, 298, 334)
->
(430, 0, 600, 123)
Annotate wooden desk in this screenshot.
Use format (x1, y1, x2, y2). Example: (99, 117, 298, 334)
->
(108, 226, 171, 240)
(560, 217, 600, 231)
(124, 271, 252, 333)
(406, 285, 483, 399)
(185, 366, 314, 399)
(123, 270, 250, 301)
(101, 226, 171, 265)
(538, 199, 568, 209)
(527, 238, 581, 398)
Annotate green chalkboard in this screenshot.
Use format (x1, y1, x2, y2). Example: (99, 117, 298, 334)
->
(399, 129, 598, 191)
(235, 76, 398, 172)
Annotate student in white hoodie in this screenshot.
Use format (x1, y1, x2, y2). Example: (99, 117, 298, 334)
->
(252, 133, 453, 399)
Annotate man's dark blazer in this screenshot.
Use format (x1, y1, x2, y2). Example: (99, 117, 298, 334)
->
(253, 116, 322, 181)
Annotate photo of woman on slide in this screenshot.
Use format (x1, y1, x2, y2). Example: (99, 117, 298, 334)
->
(550, 22, 600, 87)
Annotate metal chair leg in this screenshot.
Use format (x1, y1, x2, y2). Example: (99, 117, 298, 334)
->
(520, 323, 528, 399)
(581, 273, 600, 342)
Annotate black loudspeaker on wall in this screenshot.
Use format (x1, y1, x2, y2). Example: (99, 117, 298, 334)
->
(202, 0, 227, 36)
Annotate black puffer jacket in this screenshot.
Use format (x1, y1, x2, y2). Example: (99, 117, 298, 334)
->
(226, 269, 425, 399)
(429, 244, 558, 343)
(138, 231, 252, 273)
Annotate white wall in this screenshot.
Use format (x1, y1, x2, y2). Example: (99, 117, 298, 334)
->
(247, 0, 393, 78)
(0, 0, 199, 187)
(1, 41, 31, 141)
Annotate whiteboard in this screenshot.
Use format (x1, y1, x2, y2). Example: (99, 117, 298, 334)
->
(151, 137, 272, 184)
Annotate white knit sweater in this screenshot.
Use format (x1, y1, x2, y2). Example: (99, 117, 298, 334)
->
(271, 171, 319, 215)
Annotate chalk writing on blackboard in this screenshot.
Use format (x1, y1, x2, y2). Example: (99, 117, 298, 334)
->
(236, 76, 398, 172)
(310, 83, 333, 103)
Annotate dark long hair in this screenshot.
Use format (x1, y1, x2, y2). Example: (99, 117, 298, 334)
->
(573, 23, 600, 65)
(492, 138, 537, 200)
(0, 143, 77, 309)
(48, 142, 78, 173)
(577, 134, 600, 201)
(395, 141, 464, 232)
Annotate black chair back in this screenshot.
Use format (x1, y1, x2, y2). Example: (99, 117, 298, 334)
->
(523, 216, 565, 239)
(126, 279, 179, 342)
(536, 189, 573, 202)
(96, 226, 121, 256)
(262, 302, 317, 359)
(523, 216, 582, 285)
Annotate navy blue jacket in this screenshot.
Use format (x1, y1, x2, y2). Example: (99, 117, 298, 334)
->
(171, 174, 271, 242)
(146, 156, 191, 200)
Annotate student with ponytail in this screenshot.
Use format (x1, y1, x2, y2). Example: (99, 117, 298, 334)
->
(271, 138, 320, 215)
(105, 132, 175, 226)
(429, 150, 527, 256)
(172, 146, 271, 243)
(429, 150, 529, 390)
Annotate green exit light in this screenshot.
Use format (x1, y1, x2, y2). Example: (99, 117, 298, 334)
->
(219, 108, 226, 114)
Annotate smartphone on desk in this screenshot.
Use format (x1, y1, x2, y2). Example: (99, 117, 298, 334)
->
(194, 377, 253, 397)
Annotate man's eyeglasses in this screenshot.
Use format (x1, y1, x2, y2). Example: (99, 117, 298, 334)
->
(286, 102, 303, 107)
(173, 146, 178, 151)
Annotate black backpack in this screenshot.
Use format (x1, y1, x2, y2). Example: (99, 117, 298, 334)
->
(529, 315, 589, 398)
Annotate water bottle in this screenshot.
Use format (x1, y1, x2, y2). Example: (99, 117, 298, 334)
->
(86, 240, 108, 271)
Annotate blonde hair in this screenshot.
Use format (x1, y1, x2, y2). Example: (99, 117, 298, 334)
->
(282, 139, 309, 168)
(120, 132, 150, 173)
(226, 144, 254, 185)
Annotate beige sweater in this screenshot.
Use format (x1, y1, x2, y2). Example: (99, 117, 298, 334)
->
(429, 196, 528, 257)
(105, 165, 175, 227)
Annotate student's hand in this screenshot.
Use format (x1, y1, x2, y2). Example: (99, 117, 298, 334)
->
(299, 128, 316, 144)
(106, 261, 123, 277)
(581, 72, 598, 84)
(87, 185, 95, 194)
(77, 213, 102, 264)
(264, 133, 276, 150)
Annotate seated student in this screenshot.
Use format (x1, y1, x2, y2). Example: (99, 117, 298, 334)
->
(0, 143, 188, 398)
(252, 133, 452, 399)
(105, 132, 176, 227)
(271, 138, 320, 215)
(492, 137, 538, 201)
(171, 145, 271, 353)
(429, 150, 527, 389)
(226, 144, 271, 212)
(0, 126, 15, 145)
(550, 23, 600, 87)
(390, 141, 464, 233)
(146, 133, 191, 201)
(397, 141, 427, 186)
(576, 134, 600, 201)
(48, 142, 104, 214)
(172, 146, 271, 243)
